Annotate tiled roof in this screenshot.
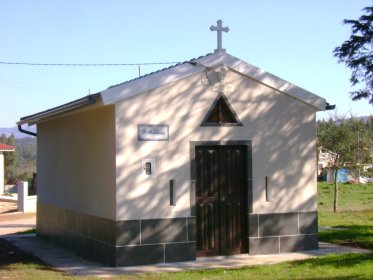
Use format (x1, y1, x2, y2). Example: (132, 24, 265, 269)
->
(107, 53, 213, 90)
(0, 143, 15, 151)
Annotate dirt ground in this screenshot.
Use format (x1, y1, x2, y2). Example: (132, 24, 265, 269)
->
(0, 200, 17, 214)
(0, 201, 35, 222)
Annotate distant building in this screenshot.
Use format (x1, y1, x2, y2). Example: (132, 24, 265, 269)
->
(318, 147, 338, 182)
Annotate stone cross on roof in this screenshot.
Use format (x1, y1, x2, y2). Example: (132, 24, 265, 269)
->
(210, 19, 229, 53)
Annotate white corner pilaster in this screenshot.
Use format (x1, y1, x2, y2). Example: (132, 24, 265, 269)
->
(0, 152, 4, 195)
(17, 181, 28, 212)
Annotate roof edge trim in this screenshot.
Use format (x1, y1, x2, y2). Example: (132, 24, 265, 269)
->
(196, 52, 327, 111)
(17, 94, 100, 126)
(101, 63, 205, 105)
(100, 51, 326, 111)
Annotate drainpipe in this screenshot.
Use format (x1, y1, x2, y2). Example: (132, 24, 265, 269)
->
(18, 124, 37, 137)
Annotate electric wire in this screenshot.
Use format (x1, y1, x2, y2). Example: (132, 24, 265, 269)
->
(0, 78, 80, 94)
(0, 61, 180, 67)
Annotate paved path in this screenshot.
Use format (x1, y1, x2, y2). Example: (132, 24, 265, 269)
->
(2, 234, 372, 277)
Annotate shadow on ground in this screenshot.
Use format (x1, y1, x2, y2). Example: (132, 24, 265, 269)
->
(319, 225, 373, 251)
(292, 252, 373, 268)
(0, 238, 50, 271)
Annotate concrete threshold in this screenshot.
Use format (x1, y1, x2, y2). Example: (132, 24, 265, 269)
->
(2, 234, 372, 277)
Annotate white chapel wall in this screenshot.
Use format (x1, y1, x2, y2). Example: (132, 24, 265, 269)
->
(114, 70, 317, 220)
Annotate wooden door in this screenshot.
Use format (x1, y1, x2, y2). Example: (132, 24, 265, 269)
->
(195, 145, 247, 256)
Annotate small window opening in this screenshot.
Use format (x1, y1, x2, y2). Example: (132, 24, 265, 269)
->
(201, 93, 242, 126)
(170, 180, 175, 206)
(265, 176, 270, 202)
(145, 162, 152, 175)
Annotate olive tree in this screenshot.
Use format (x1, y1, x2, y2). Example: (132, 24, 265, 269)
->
(317, 117, 369, 212)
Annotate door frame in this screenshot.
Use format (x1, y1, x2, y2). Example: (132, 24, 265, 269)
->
(189, 140, 253, 255)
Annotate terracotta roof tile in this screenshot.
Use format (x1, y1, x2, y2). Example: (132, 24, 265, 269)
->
(0, 143, 15, 151)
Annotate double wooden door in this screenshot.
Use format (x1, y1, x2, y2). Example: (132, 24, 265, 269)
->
(195, 145, 247, 256)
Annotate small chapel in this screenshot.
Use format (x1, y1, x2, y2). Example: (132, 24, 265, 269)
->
(18, 20, 329, 266)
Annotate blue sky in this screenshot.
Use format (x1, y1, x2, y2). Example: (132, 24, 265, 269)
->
(0, 0, 372, 127)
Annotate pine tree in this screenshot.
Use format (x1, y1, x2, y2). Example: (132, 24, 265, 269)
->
(0, 134, 6, 144)
(333, 6, 373, 104)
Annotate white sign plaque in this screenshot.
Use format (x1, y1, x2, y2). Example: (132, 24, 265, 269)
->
(138, 124, 169, 141)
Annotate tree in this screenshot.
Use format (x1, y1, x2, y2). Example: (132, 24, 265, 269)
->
(0, 133, 17, 180)
(333, 6, 373, 104)
(15, 137, 37, 181)
(317, 117, 369, 212)
(0, 134, 6, 145)
(364, 116, 373, 177)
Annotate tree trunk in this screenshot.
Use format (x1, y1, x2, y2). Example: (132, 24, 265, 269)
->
(333, 169, 339, 212)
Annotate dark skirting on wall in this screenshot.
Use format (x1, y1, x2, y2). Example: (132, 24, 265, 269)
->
(37, 205, 318, 265)
(37, 203, 196, 266)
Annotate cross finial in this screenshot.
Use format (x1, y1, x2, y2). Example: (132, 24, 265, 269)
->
(210, 19, 229, 53)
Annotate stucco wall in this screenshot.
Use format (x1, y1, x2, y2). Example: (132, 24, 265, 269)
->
(37, 105, 116, 219)
(115, 70, 317, 220)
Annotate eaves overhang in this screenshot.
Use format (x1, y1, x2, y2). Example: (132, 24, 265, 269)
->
(17, 93, 100, 126)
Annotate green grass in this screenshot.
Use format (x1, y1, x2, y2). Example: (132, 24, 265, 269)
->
(319, 211, 373, 250)
(0, 263, 79, 280)
(318, 182, 373, 250)
(319, 225, 373, 250)
(317, 182, 373, 212)
(15, 228, 36, 234)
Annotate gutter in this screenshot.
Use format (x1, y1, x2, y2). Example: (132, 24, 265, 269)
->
(325, 102, 336, 111)
(17, 93, 99, 137)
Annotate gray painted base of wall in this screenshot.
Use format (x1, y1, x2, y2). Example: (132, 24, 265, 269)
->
(37, 203, 318, 266)
(248, 212, 319, 254)
(37, 203, 196, 266)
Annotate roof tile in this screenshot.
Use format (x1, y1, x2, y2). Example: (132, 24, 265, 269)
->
(0, 143, 15, 151)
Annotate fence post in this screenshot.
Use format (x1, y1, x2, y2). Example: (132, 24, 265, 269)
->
(17, 181, 28, 212)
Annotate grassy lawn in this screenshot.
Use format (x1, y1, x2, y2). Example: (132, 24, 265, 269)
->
(115, 255, 373, 279)
(318, 182, 373, 250)
(0, 182, 372, 279)
(317, 182, 373, 212)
